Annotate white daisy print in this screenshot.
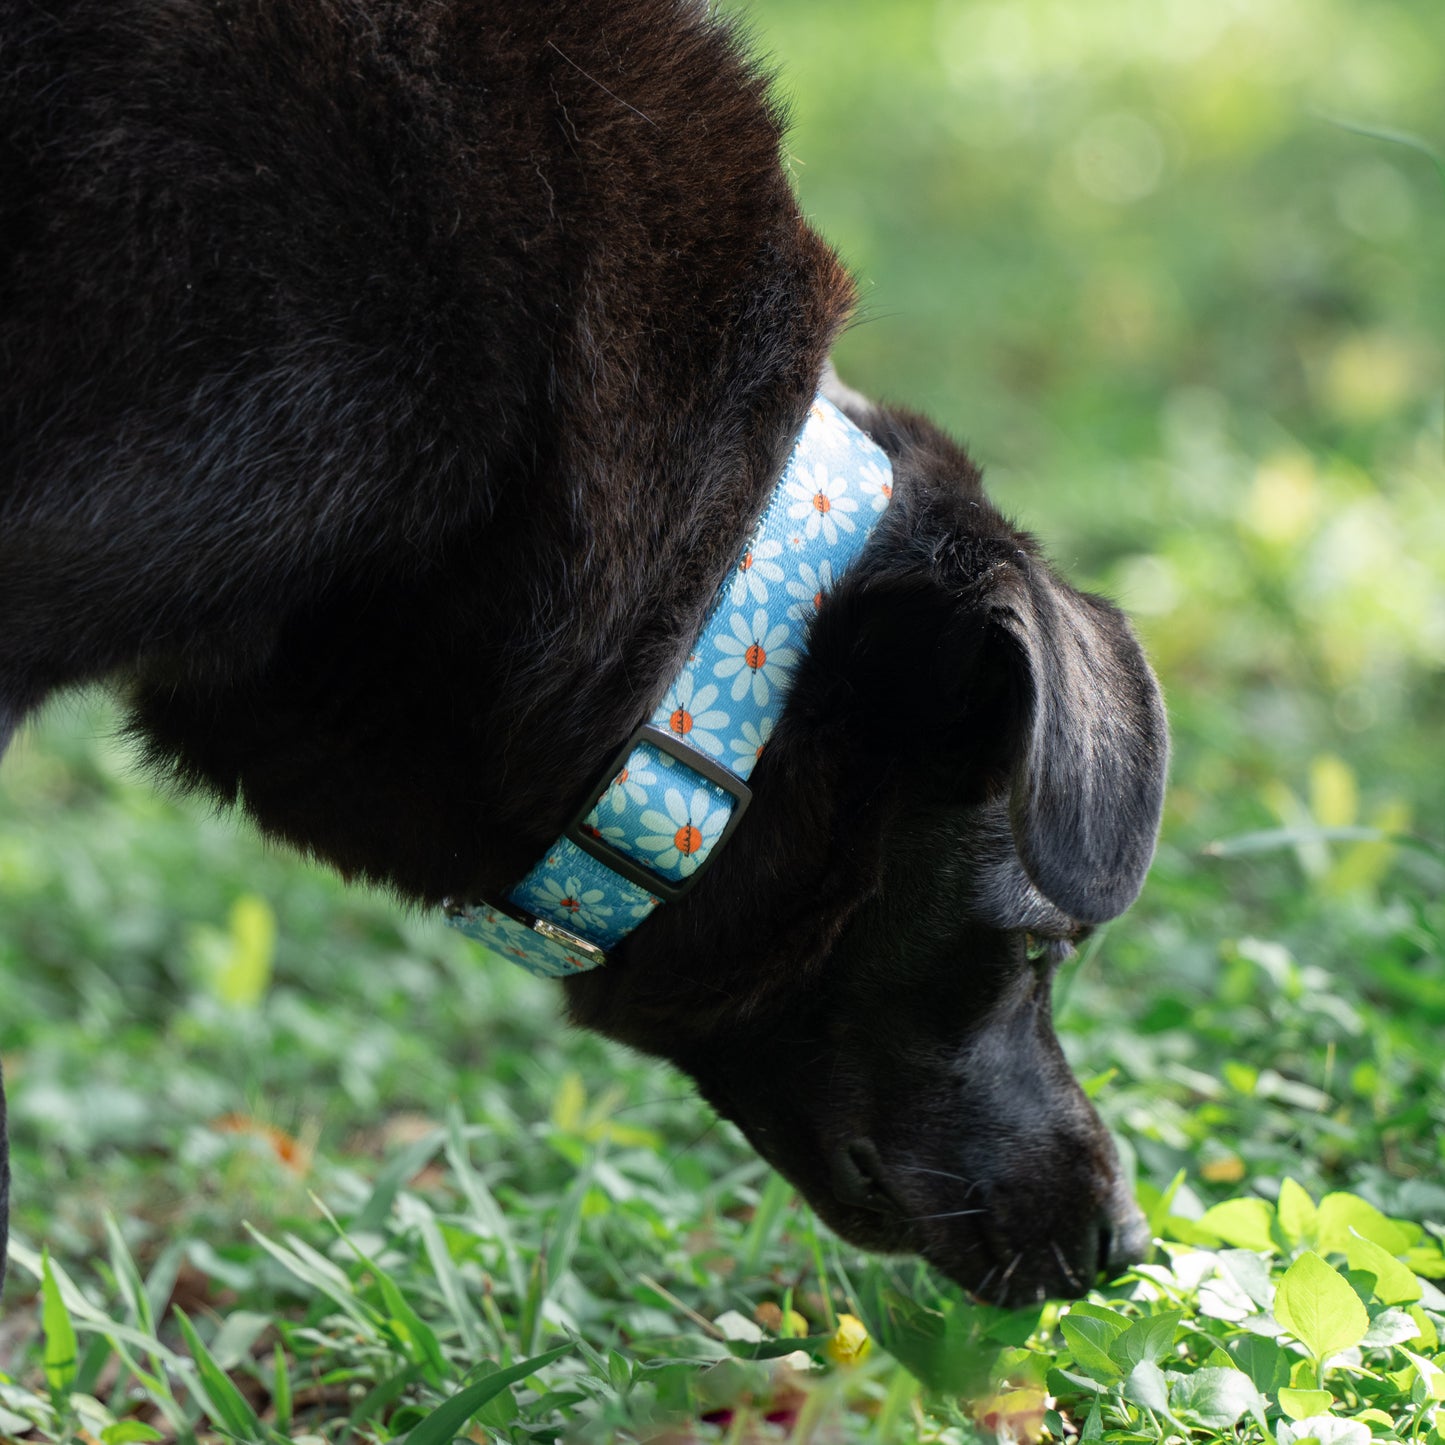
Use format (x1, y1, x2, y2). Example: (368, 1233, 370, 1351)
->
(786, 460, 858, 546)
(807, 398, 855, 445)
(653, 673, 730, 757)
(729, 717, 774, 771)
(786, 558, 835, 622)
(729, 537, 785, 606)
(858, 457, 893, 513)
(713, 607, 798, 707)
(625, 893, 661, 922)
(599, 749, 659, 814)
(532, 875, 614, 933)
(636, 786, 732, 878)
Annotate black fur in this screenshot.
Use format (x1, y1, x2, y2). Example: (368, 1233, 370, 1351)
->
(0, 0, 1167, 1303)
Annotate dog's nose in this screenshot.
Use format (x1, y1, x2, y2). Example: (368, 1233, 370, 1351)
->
(1098, 1201, 1152, 1278)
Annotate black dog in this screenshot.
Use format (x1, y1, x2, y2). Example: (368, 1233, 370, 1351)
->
(0, 0, 1167, 1304)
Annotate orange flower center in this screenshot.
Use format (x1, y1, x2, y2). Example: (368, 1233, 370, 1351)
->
(812, 491, 831, 513)
(740, 550, 753, 571)
(745, 643, 766, 670)
(560, 896, 581, 913)
(674, 824, 703, 856)
(882, 482, 893, 499)
(618, 766, 629, 784)
(813, 590, 822, 609)
(669, 708, 692, 734)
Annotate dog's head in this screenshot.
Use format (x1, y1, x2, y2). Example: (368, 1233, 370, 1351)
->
(566, 401, 1167, 1304)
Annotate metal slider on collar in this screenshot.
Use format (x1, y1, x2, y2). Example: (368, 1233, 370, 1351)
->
(442, 895, 608, 969)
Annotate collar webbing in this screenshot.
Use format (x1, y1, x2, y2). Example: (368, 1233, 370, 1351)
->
(445, 395, 894, 977)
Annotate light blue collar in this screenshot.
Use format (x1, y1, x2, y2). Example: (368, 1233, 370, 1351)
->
(445, 395, 894, 978)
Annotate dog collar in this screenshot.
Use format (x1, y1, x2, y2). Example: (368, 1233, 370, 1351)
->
(444, 395, 894, 978)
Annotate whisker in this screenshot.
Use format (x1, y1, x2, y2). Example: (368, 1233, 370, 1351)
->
(997, 1250, 1024, 1299)
(903, 1207, 987, 1223)
(894, 1166, 983, 1191)
(610, 1094, 699, 1116)
(1051, 1240, 1083, 1292)
(660, 1118, 719, 1181)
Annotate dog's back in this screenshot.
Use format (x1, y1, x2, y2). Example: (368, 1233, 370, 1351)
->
(0, 0, 852, 901)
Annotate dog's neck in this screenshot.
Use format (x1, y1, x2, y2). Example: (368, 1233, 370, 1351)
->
(445, 394, 894, 977)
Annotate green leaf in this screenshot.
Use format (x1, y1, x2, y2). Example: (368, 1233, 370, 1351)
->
(1278, 1419, 1372, 1445)
(1403, 1349, 1445, 1403)
(1109, 1311, 1181, 1372)
(1066, 1301, 1130, 1328)
(1219, 1248, 1275, 1311)
(1143, 1168, 1186, 1239)
(1317, 1193, 1409, 1256)
(1278, 1387, 1333, 1420)
(1230, 1334, 1290, 1393)
(1408, 1305, 1439, 1351)
(401, 1344, 571, 1445)
(1060, 1314, 1126, 1382)
(41, 1249, 79, 1403)
(1277, 1179, 1318, 1247)
(100, 1425, 166, 1445)
(1274, 1251, 1370, 1363)
(1344, 1229, 1421, 1306)
(1168, 1366, 1264, 1429)
(217, 893, 276, 1007)
(1198, 1198, 1277, 1253)
(1122, 1360, 1170, 1413)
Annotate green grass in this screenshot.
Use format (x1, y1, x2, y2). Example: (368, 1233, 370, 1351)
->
(2, 0, 1442, 1439)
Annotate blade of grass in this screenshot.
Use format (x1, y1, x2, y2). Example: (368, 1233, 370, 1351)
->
(355, 1127, 445, 1234)
(41, 1249, 79, 1409)
(271, 1343, 293, 1434)
(739, 1171, 793, 1276)
(174, 1308, 272, 1444)
(312, 1194, 449, 1384)
(401, 1343, 572, 1445)
(414, 1200, 486, 1356)
(444, 1104, 526, 1305)
(245, 1225, 384, 1339)
(102, 1215, 155, 1336)
(1203, 825, 1441, 858)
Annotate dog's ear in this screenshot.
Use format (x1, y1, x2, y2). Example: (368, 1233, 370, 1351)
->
(978, 562, 1168, 924)
(823, 545, 1166, 924)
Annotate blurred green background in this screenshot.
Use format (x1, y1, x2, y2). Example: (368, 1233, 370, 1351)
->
(768, 0, 1445, 1202)
(0, 0, 1441, 1407)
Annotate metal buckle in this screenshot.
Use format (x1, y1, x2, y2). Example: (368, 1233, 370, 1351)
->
(564, 722, 753, 903)
(443, 895, 609, 969)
